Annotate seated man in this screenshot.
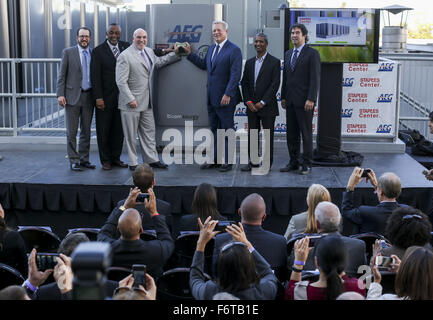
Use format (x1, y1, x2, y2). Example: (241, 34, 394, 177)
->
(212, 193, 287, 281)
(342, 167, 408, 235)
(110, 188, 174, 279)
(98, 164, 172, 242)
(288, 201, 367, 278)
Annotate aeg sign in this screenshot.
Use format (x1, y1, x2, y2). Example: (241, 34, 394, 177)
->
(168, 25, 203, 43)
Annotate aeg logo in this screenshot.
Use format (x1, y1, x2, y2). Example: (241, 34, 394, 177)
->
(342, 78, 354, 87)
(376, 124, 392, 133)
(377, 94, 393, 103)
(341, 108, 353, 118)
(235, 107, 247, 116)
(168, 25, 203, 43)
(274, 123, 287, 132)
(378, 63, 394, 72)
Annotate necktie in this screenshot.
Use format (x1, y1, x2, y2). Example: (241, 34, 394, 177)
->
(112, 46, 119, 59)
(211, 45, 220, 67)
(291, 49, 298, 71)
(141, 50, 151, 71)
(81, 50, 90, 90)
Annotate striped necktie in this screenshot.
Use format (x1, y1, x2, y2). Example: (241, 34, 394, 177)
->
(291, 49, 298, 71)
(112, 46, 119, 59)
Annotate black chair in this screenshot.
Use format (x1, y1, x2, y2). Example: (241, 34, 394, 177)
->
(107, 266, 131, 282)
(0, 263, 25, 290)
(67, 228, 100, 241)
(174, 232, 215, 274)
(156, 267, 211, 300)
(18, 226, 61, 253)
(302, 271, 320, 283)
(286, 233, 321, 256)
(140, 230, 157, 241)
(349, 233, 389, 261)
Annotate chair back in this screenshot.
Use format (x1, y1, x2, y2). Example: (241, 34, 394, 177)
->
(0, 263, 25, 290)
(18, 226, 61, 253)
(140, 230, 157, 241)
(349, 232, 389, 261)
(107, 267, 131, 282)
(67, 228, 100, 241)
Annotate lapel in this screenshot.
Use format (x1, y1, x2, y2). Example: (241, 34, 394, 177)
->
(134, 47, 150, 72)
(73, 46, 82, 77)
(286, 48, 293, 73)
(211, 41, 227, 72)
(293, 45, 307, 71)
(103, 41, 116, 63)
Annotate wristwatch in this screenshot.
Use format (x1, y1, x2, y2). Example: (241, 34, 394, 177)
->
(291, 265, 303, 273)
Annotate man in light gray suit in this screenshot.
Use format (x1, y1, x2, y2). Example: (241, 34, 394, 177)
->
(116, 28, 180, 171)
(57, 27, 96, 171)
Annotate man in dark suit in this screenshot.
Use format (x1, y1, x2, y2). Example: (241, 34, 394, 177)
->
(185, 20, 242, 172)
(90, 23, 129, 171)
(97, 164, 173, 242)
(240, 33, 280, 172)
(280, 23, 321, 175)
(288, 201, 367, 278)
(212, 193, 287, 281)
(110, 192, 174, 279)
(342, 167, 408, 235)
(56, 27, 96, 171)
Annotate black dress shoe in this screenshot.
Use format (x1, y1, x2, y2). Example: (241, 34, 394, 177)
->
(200, 163, 220, 169)
(299, 165, 312, 175)
(219, 164, 232, 172)
(102, 162, 112, 170)
(70, 163, 83, 171)
(149, 161, 168, 169)
(112, 160, 128, 168)
(129, 165, 137, 171)
(241, 163, 252, 172)
(280, 163, 300, 172)
(80, 161, 96, 169)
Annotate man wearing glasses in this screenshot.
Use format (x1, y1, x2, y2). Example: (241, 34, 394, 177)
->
(57, 27, 96, 171)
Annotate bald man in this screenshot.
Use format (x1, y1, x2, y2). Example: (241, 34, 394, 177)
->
(342, 167, 408, 235)
(110, 190, 174, 278)
(212, 193, 287, 281)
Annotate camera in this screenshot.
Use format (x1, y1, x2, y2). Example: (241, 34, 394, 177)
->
(132, 264, 146, 289)
(375, 256, 394, 269)
(33, 253, 59, 271)
(214, 221, 237, 232)
(71, 242, 112, 300)
(136, 193, 150, 202)
(361, 168, 371, 178)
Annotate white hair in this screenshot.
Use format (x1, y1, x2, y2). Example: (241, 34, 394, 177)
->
(314, 201, 341, 232)
(336, 291, 365, 300)
(212, 20, 228, 31)
(133, 28, 146, 38)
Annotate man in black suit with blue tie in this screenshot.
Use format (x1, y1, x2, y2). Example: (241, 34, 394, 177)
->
(91, 23, 130, 171)
(240, 33, 280, 172)
(280, 23, 321, 175)
(185, 20, 242, 172)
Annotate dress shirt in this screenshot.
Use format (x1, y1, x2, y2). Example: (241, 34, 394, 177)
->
(255, 52, 268, 105)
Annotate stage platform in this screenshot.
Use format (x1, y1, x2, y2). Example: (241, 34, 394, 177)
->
(0, 142, 432, 238)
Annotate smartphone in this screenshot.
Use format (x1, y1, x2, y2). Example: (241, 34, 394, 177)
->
(132, 264, 146, 289)
(136, 193, 150, 202)
(375, 256, 394, 269)
(214, 221, 237, 232)
(307, 235, 322, 247)
(33, 253, 59, 271)
(361, 169, 371, 178)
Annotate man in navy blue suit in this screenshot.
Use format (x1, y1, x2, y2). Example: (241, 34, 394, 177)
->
(185, 20, 242, 172)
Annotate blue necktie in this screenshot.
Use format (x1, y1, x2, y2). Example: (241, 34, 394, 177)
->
(211, 45, 220, 67)
(81, 50, 90, 90)
(291, 49, 298, 71)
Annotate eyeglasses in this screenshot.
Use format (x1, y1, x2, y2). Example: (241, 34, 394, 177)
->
(221, 241, 248, 253)
(78, 35, 90, 38)
(402, 214, 422, 220)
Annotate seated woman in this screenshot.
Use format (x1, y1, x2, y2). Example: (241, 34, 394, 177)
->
(284, 184, 331, 240)
(189, 216, 279, 300)
(285, 235, 366, 300)
(177, 183, 226, 236)
(0, 203, 28, 277)
(368, 246, 433, 300)
(373, 207, 432, 260)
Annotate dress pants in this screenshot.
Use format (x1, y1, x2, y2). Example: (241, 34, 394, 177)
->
(95, 106, 124, 165)
(247, 113, 276, 167)
(208, 104, 235, 164)
(120, 109, 159, 166)
(65, 91, 94, 164)
(285, 104, 314, 166)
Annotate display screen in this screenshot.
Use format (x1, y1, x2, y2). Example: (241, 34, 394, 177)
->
(284, 8, 379, 63)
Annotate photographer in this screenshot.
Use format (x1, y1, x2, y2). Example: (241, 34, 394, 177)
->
(342, 167, 408, 235)
(113, 273, 156, 300)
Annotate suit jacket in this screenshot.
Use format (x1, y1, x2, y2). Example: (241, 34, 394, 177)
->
(32, 280, 118, 300)
(288, 231, 367, 278)
(110, 215, 174, 278)
(116, 45, 180, 112)
(90, 40, 130, 108)
(97, 198, 173, 243)
(284, 211, 308, 240)
(341, 191, 409, 235)
(241, 53, 280, 117)
(213, 224, 288, 280)
(56, 45, 92, 106)
(187, 39, 242, 108)
(281, 45, 320, 108)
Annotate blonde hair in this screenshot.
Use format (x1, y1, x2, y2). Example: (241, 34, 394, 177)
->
(304, 184, 331, 234)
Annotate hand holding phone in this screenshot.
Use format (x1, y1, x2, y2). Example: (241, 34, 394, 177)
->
(361, 168, 371, 178)
(214, 221, 236, 232)
(136, 193, 150, 202)
(375, 256, 394, 269)
(132, 264, 147, 289)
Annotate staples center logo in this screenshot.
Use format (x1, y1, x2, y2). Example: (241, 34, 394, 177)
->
(376, 124, 392, 133)
(359, 108, 379, 118)
(342, 78, 354, 87)
(167, 25, 203, 43)
(298, 18, 311, 23)
(235, 107, 247, 116)
(347, 123, 366, 133)
(348, 63, 368, 72)
(377, 94, 393, 103)
(341, 108, 353, 118)
(348, 93, 368, 103)
(360, 77, 380, 88)
(378, 63, 394, 72)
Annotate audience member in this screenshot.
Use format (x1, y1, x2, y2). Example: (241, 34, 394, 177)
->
(98, 164, 173, 242)
(288, 202, 366, 277)
(190, 217, 278, 300)
(212, 292, 240, 300)
(373, 207, 432, 259)
(213, 193, 287, 280)
(113, 273, 156, 300)
(0, 203, 28, 277)
(342, 167, 408, 234)
(284, 183, 331, 239)
(0, 285, 30, 300)
(177, 183, 226, 236)
(110, 188, 174, 279)
(336, 291, 365, 300)
(368, 246, 433, 300)
(285, 235, 366, 300)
